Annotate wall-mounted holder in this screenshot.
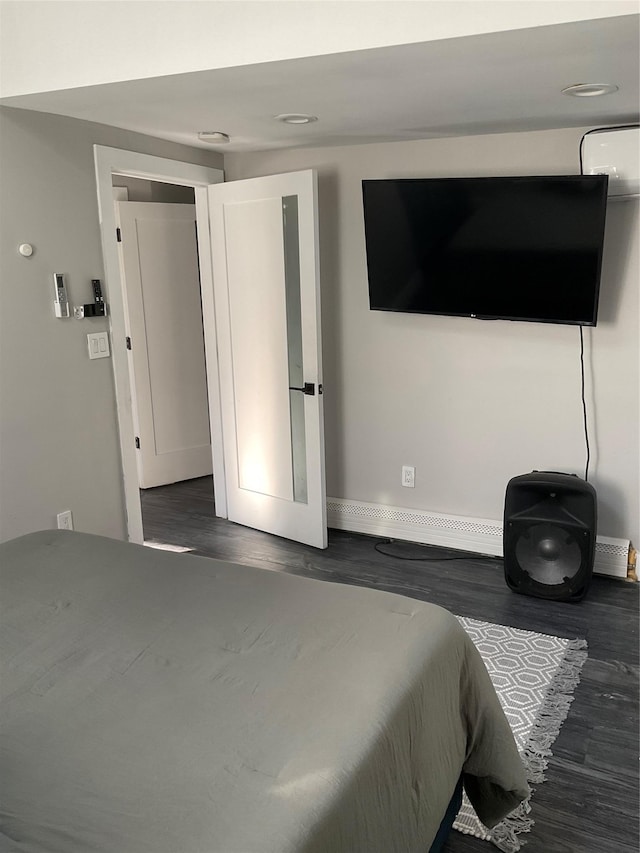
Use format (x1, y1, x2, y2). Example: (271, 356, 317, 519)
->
(74, 279, 107, 319)
(53, 273, 70, 318)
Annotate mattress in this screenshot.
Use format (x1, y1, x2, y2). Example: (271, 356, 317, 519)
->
(0, 530, 528, 853)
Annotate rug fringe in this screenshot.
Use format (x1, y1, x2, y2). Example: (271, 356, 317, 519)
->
(488, 638, 588, 851)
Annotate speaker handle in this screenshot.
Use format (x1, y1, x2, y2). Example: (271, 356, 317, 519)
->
(532, 470, 580, 478)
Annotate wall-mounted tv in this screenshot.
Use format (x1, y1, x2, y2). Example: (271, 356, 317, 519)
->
(362, 175, 608, 326)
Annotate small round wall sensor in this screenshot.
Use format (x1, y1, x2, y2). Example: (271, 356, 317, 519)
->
(18, 243, 34, 257)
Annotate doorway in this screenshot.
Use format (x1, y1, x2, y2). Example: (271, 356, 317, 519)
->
(95, 146, 327, 549)
(94, 146, 226, 544)
(113, 176, 214, 548)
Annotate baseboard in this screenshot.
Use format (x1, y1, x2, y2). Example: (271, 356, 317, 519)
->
(592, 535, 633, 579)
(326, 497, 630, 579)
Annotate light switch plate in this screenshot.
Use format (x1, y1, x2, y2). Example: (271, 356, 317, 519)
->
(87, 331, 110, 359)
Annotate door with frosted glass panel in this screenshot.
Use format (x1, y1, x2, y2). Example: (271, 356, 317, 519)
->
(208, 170, 326, 548)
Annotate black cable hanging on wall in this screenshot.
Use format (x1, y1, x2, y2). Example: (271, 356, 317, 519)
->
(578, 141, 591, 483)
(579, 325, 591, 482)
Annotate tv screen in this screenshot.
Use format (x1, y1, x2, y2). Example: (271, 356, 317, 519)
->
(362, 175, 608, 326)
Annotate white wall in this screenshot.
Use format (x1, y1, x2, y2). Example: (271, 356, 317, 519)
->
(0, 1, 635, 98)
(2, 110, 636, 547)
(225, 127, 640, 546)
(0, 106, 222, 543)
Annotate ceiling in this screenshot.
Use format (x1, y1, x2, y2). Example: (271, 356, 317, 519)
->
(2, 14, 638, 153)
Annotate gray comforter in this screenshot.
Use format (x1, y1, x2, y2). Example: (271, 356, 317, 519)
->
(0, 530, 528, 853)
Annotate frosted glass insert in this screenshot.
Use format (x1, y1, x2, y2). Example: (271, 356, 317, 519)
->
(283, 196, 308, 504)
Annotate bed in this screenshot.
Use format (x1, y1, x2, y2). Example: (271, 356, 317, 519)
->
(0, 530, 528, 853)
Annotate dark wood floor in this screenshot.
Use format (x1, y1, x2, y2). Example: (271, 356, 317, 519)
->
(141, 476, 639, 853)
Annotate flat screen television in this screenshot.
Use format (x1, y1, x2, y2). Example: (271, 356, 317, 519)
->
(362, 175, 608, 326)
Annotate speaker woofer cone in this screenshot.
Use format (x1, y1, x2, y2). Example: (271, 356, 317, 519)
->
(514, 523, 582, 585)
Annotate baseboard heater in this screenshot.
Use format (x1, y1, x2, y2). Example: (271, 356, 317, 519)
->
(326, 497, 631, 579)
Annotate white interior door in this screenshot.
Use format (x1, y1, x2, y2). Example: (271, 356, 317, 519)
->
(209, 170, 327, 548)
(118, 201, 213, 489)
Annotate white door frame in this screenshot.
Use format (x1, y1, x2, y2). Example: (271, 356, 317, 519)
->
(94, 146, 225, 543)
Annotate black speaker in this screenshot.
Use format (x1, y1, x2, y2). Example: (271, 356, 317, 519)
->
(503, 471, 597, 602)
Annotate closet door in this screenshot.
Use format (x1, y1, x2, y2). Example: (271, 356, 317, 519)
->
(118, 202, 212, 489)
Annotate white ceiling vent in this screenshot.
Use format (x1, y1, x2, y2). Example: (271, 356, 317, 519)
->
(581, 126, 640, 198)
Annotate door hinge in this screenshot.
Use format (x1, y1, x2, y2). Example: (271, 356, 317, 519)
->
(135, 436, 140, 449)
(126, 336, 132, 350)
(116, 227, 122, 242)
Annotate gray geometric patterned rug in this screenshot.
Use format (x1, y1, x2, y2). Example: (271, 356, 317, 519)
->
(454, 617, 588, 852)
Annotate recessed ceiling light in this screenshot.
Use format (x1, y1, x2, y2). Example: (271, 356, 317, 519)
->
(198, 131, 230, 143)
(561, 83, 619, 98)
(274, 113, 318, 125)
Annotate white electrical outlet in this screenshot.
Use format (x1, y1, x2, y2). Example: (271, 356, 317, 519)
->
(402, 465, 415, 488)
(57, 510, 73, 530)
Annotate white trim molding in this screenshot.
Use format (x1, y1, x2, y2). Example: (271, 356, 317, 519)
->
(592, 535, 633, 578)
(93, 146, 225, 544)
(327, 497, 630, 579)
